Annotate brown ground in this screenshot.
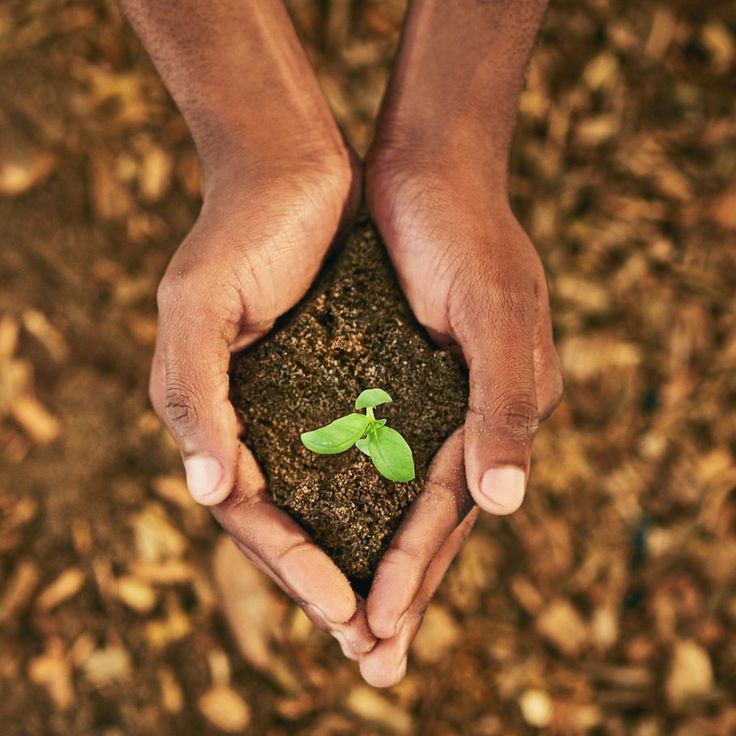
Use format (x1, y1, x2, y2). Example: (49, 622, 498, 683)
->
(1, 1, 736, 735)
(231, 216, 467, 584)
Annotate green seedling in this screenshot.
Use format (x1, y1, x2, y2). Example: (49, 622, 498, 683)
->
(300, 388, 415, 483)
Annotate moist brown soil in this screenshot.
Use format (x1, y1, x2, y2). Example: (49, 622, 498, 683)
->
(230, 215, 468, 586)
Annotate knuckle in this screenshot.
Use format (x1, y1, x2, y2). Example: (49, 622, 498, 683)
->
(453, 280, 536, 346)
(157, 261, 241, 338)
(163, 381, 200, 433)
(221, 486, 259, 513)
(156, 272, 183, 313)
(156, 263, 210, 315)
(497, 282, 536, 326)
(481, 388, 540, 440)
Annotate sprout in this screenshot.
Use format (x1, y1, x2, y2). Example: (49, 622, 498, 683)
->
(300, 388, 415, 483)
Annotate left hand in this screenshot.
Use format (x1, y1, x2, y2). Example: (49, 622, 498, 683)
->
(358, 149, 563, 685)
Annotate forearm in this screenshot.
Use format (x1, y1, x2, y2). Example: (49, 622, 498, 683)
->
(373, 0, 548, 182)
(119, 0, 346, 189)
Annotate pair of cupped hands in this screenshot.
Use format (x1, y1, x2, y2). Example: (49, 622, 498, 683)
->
(148, 124, 562, 685)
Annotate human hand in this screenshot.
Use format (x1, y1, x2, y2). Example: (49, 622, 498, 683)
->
(149, 149, 377, 658)
(359, 429, 479, 686)
(358, 150, 563, 684)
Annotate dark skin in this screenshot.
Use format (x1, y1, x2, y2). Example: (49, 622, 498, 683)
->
(119, 0, 562, 687)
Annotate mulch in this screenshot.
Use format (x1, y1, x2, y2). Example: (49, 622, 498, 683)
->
(1, 1, 735, 734)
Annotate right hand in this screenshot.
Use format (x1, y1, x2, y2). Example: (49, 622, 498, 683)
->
(149, 148, 376, 659)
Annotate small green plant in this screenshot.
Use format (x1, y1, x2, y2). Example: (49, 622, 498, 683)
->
(300, 388, 415, 483)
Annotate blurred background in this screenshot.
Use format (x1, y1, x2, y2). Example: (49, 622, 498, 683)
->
(1, 0, 736, 734)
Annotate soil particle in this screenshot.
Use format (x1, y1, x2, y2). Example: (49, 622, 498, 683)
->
(230, 215, 468, 586)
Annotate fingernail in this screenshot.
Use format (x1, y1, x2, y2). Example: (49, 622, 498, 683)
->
(394, 655, 407, 684)
(184, 455, 224, 504)
(480, 467, 526, 514)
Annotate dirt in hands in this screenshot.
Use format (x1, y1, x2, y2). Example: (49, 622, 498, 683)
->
(230, 216, 468, 587)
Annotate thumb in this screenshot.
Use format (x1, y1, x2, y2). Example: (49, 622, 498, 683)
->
(460, 296, 539, 515)
(153, 275, 241, 505)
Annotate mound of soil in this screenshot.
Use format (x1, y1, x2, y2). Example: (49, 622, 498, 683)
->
(230, 215, 468, 587)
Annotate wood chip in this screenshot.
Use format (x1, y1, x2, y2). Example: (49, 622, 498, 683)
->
(158, 666, 184, 714)
(114, 576, 157, 613)
(510, 576, 545, 615)
(412, 605, 461, 664)
(151, 474, 198, 510)
(709, 188, 736, 230)
(198, 686, 251, 733)
(0, 359, 32, 416)
(128, 560, 194, 584)
(0, 559, 39, 623)
(83, 646, 131, 687)
(519, 689, 553, 728)
(665, 640, 714, 709)
(22, 310, 69, 362)
(132, 504, 187, 562)
(701, 20, 735, 73)
(36, 568, 85, 611)
(211, 535, 283, 672)
(0, 314, 19, 359)
(89, 151, 135, 221)
(591, 606, 620, 650)
(644, 7, 677, 59)
(10, 395, 61, 444)
(137, 142, 173, 203)
(0, 142, 57, 196)
(536, 599, 589, 656)
(346, 687, 413, 735)
(145, 608, 191, 649)
(28, 638, 74, 710)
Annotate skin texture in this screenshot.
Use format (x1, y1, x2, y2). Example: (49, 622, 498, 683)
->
(120, 0, 374, 658)
(361, 0, 563, 685)
(119, 0, 562, 687)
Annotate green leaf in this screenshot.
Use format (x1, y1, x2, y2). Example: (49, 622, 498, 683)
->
(301, 413, 370, 455)
(367, 426, 415, 482)
(355, 436, 371, 457)
(355, 388, 393, 411)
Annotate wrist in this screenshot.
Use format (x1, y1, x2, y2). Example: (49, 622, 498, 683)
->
(366, 139, 510, 209)
(202, 136, 359, 238)
(368, 0, 548, 193)
(197, 110, 354, 197)
(370, 124, 509, 190)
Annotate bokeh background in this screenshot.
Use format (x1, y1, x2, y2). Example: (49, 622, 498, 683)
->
(2, 1, 736, 734)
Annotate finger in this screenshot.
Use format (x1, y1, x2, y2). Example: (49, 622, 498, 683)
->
(533, 296, 564, 421)
(367, 429, 473, 639)
(149, 331, 167, 416)
(210, 444, 359, 627)
(302, 598, 377, 661)
(230, 537, 376, 661)
(359, 508, 479, 688)
(459, 289, 539, 515)
(155, 268, 240, 505)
